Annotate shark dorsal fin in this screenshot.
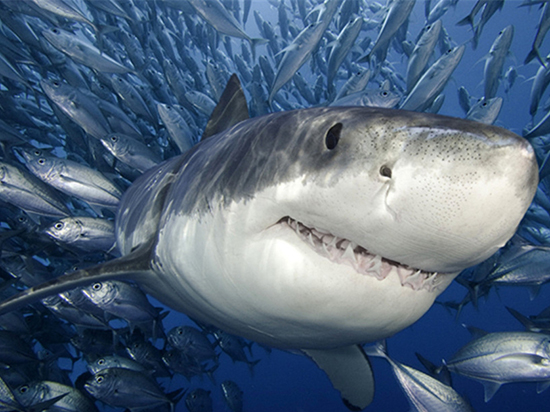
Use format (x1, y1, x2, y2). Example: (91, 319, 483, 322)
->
(201, 73, 249, 141)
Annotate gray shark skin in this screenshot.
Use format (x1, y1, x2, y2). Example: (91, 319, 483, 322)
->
(0, 95, 538, 409)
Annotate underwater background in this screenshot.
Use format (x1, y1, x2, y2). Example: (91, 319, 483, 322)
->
(0, 0, 550, 411)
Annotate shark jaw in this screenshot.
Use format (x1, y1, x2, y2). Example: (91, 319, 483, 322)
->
(278, 216, 444, 292)
(151, 186, 460, 350)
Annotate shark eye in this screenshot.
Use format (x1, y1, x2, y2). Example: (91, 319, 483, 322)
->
(325, 123, 342, 150)
(380, 165, 392, 178)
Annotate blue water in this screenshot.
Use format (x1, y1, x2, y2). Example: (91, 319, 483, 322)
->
(3, 0, 550, 411)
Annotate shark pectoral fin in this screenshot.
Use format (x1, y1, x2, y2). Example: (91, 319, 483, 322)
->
(304, 345, 374, 411)
(0, 240, 155, 316)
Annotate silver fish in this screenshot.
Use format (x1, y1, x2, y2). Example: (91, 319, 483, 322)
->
(446, 331, 550, 401)
(327, 16, 363, 88)
(525, 2, 550, 66)
(330, 88, 401, 108)
(187, 0, 266, 58)
(101, 133, 161, 174)
(221, 380, 243, 412)
(42, 27, 133, 74)
(44, 217, 115, 251)
(0, 161, 70, 217)
(484, 25, 514, 99)
(406, 20, 442, 92)
(358, 0, 416, 65)
(19, 150, 122, 209)
(466, 97, 503, 124)
(15, 380, 96, 412)
(84, 367, 180, 410)
(401, 45, 465, 112)
(366, 340, 474, 412)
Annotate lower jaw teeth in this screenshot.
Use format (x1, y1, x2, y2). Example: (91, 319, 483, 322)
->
(279, 217, 441, 292)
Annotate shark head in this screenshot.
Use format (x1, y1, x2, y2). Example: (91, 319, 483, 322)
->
(140, 106, 538, 349)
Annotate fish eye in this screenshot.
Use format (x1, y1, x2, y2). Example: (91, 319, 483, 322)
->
(325, 123, 342, 150)
(92, 283, 102, 290)
(96, 376, 104, 383)
(447, 48, 452, 53)
(482, 102, 487, 107)
(52, 28, 58, 34)
(111, 135, 118, 142)
(19, 385, 28, 393)
(54, 222, 64, 230)
(53, 81, 59, 87)
(34, 150, 40, 156)
(177, 328, 183, 334)
(381, 91, 388, 96)
(380, 165, 392, 178)
(38, 158, 46, 165)
(98, 359, 105, 365)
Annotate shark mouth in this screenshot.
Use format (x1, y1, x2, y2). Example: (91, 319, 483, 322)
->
(279, 217, 443, 292)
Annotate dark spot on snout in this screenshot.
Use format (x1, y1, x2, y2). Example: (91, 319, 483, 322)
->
(325, 123, 342, 150)
(380, 165, 392, 178)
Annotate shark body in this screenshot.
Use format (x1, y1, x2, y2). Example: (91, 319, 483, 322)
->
(0, 77, 538, 410)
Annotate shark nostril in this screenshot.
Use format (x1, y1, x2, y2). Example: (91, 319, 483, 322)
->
(380, 165, 392, 178)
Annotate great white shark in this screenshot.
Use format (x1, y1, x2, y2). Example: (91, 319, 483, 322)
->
(0, 75, 538, 410)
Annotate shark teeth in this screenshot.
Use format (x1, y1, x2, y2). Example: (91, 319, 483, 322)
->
(279, 216, 441, 292)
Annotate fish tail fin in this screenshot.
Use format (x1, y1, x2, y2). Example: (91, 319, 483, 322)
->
(416, 352, 452, 386)
(247, 358, 261, 377)
(456, 14, 474, 29)
(524, 46, 545, 66)
(0, 240, 154, 316)
(94, 24, 119, 54)
(207, 363, 219, 385)
(506, 306, 535, 330)
(250, 38, 268, 62)
(167, 388, 185, 412)
(363, 339, 388, 359)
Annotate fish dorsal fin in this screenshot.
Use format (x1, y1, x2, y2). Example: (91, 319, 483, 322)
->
(0, 239, 155, 316)
(304, 345, 374, 410)
(201, 73, 249, 141)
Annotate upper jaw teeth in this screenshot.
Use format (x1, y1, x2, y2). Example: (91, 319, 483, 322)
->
(279, 216, 442, 292)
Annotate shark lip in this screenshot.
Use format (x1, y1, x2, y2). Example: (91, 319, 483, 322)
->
(278, 216, 443, 292)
